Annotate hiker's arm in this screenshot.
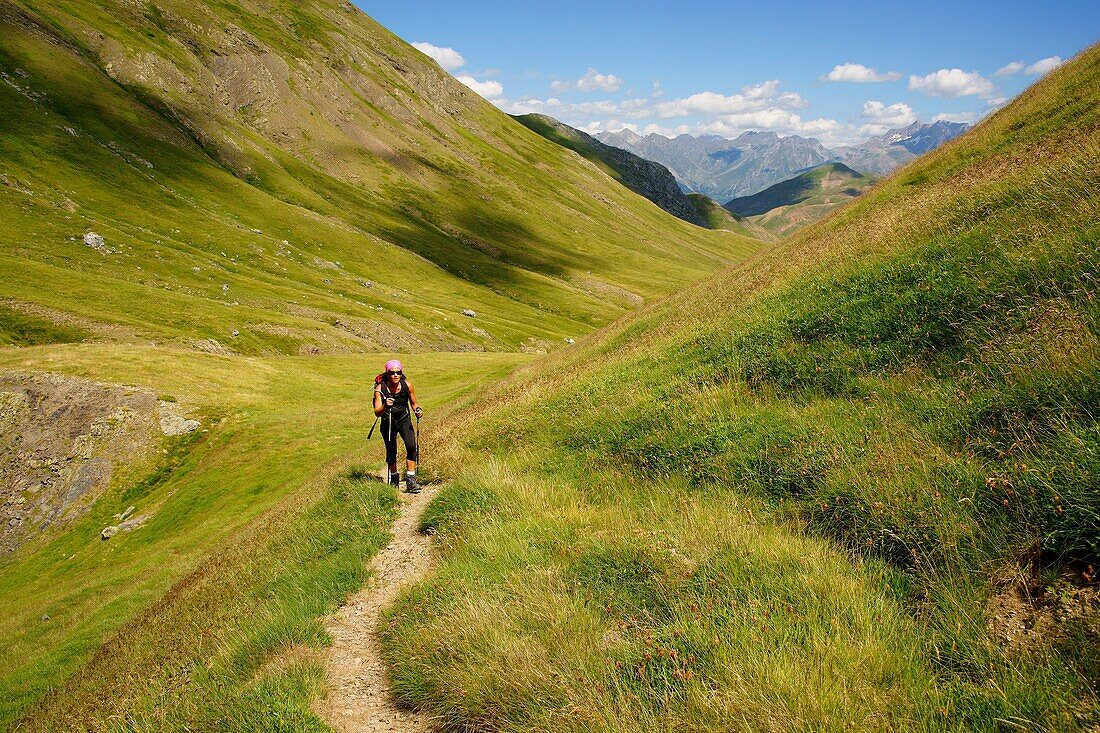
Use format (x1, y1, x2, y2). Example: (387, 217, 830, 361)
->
(408, 381, 423, 416)
(373, 384, 386, 416)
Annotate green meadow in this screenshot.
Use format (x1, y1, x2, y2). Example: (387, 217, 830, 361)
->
(1, 0, 1097, 730)
(379, 45, 1100, 732)
(0, 2, 758, 722)
(0, 0, 757, 356)
(0, 345, 525, 728)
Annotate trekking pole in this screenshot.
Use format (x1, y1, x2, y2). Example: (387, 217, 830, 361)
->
(367, 416, 378, 439)
(415, 411, 421, 479)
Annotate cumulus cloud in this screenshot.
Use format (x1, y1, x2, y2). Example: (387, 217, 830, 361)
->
(579, 120, 641, 134)
(411, 42, 465, 71)
(823, 63, 903, 83)
(457, 76, 503, 99)
(908, 68, 995, 99)
(551, 68, 624, 93)
(858, 100, 919, 125)
(496, 97, 552, 115)
(653, 80, 807, 118)
(615, 112, 851, 147)
(1026, 56, 1063, 75)
(932, 111, 983, 124)
(995, 61, 1025, 77)
(502, 78, 900, 146)
(742, 80, 780, 99)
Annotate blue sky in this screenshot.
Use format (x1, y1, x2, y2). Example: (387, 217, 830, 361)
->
(359, 1, 1098, 146)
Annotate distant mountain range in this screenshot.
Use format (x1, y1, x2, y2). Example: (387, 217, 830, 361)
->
(597, 121, 968, 200)
(515, 114, 778, 239)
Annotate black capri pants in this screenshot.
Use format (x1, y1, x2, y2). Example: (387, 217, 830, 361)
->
(382, 414, 418, 463)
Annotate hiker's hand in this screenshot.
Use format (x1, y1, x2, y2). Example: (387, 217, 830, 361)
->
(414, 407, 423, 418)
(385, 397, 394, 407)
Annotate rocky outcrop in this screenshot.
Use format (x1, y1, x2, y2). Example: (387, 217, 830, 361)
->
(82, 231, 116, 255)
(0, 371, 199, 554)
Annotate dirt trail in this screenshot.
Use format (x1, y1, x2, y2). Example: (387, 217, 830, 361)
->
(318, 484, 437, 732)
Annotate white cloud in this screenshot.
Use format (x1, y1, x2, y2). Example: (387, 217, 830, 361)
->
(580, 119, 641, 135)
(551, 68, 624, 93)
(594, 120, 639, 134)
(411, 42, 465, 72)
(861, 100, 918, 127)
(654, 80, 807, 118)
(624, 112, 852, 147)
(578, 68, 624, 92)
(908, 68, 995, 99)
(1026, 56, 1063, 75)
(995, 61, 1025, 77)
(503, 79, 912, 146)
(496, 98, 548, 115)
(932, 111, 983, 124)
(457, 76, 503, 99)
(651, 79, 664, 98)
(823, 63, 903, 83)
(743, 79, 780, 99)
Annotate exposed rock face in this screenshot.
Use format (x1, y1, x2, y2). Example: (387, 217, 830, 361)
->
(0, 372, 194, 554)
(516, 114, 708, 227)
(101, 514, 149, 540)
(158, 401, 201, 436)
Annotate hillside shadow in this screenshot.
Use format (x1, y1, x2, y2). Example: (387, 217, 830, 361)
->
(376, 180, 571, 292)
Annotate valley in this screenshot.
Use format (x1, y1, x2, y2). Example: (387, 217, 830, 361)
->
(1, 1, 1096, 731)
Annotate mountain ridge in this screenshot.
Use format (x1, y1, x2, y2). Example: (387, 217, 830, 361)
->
(512, 113, 710, 227)
(0, 0, 758, 357)
(597, 120, 969, 199)
(723, 161, 877, 236)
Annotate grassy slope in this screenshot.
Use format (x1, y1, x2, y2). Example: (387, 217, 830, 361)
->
(380, 46, 1100, 731)
(512, 114, 627, 184)
(687, 193, 773, 240)
(0, 345, 526, 728)
(0, 2, 762, 724)
(513, 113, 709, 228)
(724, 162, 877, 237)
(0, 0, 758, 355)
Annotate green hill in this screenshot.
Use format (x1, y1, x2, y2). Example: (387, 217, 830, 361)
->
(381, 45, 1100, 731)
(0, 0, 767, 727)
(687, 192, 774, 239)
(0, 0, 758, 356)
(724, 161, 877, 236)
(513, 113, 712, 228)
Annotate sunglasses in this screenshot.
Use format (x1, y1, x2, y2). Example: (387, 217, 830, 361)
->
(386, 370, 403, 376)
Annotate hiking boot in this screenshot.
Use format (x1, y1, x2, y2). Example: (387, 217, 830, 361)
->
(404, 473, 420, 493)
(389, 471, 400, 488)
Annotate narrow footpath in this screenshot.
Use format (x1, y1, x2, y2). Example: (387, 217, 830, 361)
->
(318, 484, 437, 732)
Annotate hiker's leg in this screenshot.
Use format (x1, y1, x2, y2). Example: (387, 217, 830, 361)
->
(384, 420, 399, 478)
(399, 419, 418, 472)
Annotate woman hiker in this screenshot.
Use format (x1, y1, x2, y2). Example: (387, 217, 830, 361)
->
(374, 359, 423, 492)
